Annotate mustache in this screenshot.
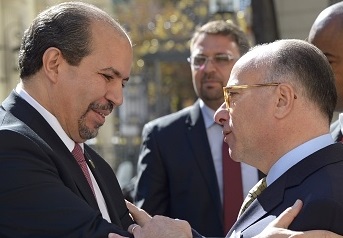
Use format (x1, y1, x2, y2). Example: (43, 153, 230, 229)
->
(201, 72, 220, 81)
(89, 102, 114, 112)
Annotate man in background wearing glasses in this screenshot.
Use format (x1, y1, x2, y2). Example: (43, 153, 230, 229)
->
(134, 20, 260, 237)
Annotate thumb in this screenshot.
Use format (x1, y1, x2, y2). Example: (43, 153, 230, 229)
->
(108, 233, 127, 238)
(269, 199, 303, 228)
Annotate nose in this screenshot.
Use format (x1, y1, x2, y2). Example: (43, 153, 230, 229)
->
(200, 58, 216, 72)
(105, 81, 123, 107)
(214, 102, 229, 126)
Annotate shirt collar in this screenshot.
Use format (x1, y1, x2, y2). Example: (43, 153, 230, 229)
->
(199, 99, 216, 129)
(267, 134, 334, 186)
(15, 84, 82, 152)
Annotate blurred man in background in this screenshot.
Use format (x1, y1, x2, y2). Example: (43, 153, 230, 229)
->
(307, 1, 343, 141)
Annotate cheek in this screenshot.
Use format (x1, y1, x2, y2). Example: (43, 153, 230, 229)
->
(192, 72, 202, 88)
(334, 70, 343, 87)
(218, 68, 232, 84)
(232, 105, 261, 139)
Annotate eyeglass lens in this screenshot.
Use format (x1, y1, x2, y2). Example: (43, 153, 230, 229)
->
(191, 54, 233, 68)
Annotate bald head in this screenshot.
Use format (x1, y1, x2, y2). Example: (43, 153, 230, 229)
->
(309, 2, 343, 42)
(308, 2, 343, 112)
(233, 39, 336, 123)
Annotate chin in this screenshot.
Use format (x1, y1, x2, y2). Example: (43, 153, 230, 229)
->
(79, 125, 99, 140)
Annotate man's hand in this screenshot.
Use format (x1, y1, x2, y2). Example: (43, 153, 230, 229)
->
(108, 200, 192, 238)
(125, 200, 152, 226)
(255, 199, 343, 238)
(109, 199, 343, 238)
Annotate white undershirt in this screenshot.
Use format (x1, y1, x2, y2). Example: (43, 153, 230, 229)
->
(339, 113, 343, 135)
(15, 84, 111, 223)
(199, 100, 258, 203)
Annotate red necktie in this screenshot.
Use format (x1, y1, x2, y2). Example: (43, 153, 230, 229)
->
(222, 141, 243, 234)
(72, 143, 95, 196)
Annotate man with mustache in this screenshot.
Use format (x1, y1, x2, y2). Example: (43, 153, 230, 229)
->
(0, 2, 135, 237)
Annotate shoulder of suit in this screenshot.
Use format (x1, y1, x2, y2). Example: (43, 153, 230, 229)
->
(143, 104, 197, 129)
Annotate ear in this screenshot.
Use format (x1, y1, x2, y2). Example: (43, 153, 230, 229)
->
(274, 83, 297, 119)
(42, 47, 63, 84)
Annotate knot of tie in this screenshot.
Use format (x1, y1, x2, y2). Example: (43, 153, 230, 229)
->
(238, 177, 267, 217)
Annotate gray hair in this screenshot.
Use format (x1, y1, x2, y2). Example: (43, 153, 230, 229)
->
(253, 39, 337, 123)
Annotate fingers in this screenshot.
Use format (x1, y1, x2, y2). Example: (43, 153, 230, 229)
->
(125, 200, 152, 226)
(108, 233, 128, 238)
(128, 224, 140, 234)
(252, 200, 304, 238)
(268, 199, 303, 228)
(301, 230, 343, 238)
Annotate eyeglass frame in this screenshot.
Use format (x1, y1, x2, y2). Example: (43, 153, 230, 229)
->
(187, 54, 237, 70)
(223, 83, 281, 109)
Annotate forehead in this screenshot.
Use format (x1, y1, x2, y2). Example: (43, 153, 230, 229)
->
(191, 33, 240, 56)
(90, 21, 133, 77)
(228, 51, 265, 86)
(309, 21, 343, 58)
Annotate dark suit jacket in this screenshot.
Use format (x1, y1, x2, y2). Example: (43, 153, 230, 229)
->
(0, 91, 134, 238)
(135, 100, 233, 237)
(226, 143, 343, 237)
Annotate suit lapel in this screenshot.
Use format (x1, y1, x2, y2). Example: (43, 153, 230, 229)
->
(228, 177, 285, 234)
(185, 101, 223, 226)
(2, 91, 99, 209)
(229, 143, 343, 235)
(84, 148, 122, 225)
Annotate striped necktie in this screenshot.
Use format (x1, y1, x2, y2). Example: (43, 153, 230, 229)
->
(238, 177, 266, 217)
(72, 143, 95, 196)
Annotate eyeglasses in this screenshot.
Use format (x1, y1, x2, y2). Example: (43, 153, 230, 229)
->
(223, 83, 281, 109)
(187, 54, 236, 70)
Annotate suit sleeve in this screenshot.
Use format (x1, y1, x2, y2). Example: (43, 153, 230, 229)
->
(0, 129, 133, 238)
(134, 122, 171, 216)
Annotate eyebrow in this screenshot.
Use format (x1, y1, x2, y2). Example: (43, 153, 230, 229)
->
(99, 67, 130, 81)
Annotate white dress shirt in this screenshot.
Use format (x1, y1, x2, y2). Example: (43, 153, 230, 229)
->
(15, 84, 111, 223)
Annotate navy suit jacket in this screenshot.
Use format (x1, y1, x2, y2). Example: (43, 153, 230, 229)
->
(226, 143, 343, 237)
(135, 100, 225, 236)
(0, 91, 133, 238)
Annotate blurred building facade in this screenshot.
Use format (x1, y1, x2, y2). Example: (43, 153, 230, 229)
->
(0, 0, 339, 187)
